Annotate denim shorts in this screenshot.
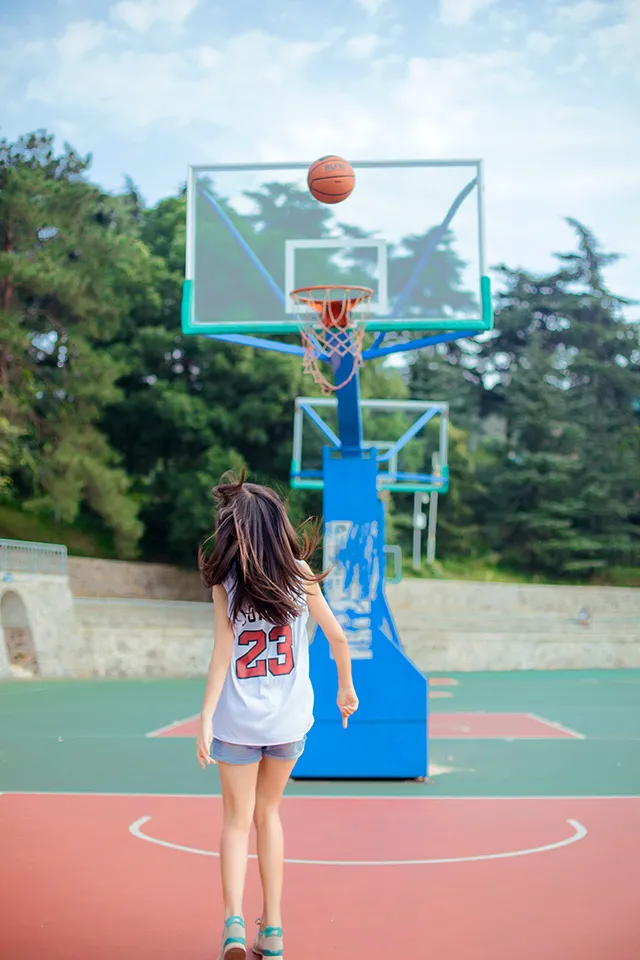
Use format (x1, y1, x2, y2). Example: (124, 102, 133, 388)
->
(211, 736, 306, 765)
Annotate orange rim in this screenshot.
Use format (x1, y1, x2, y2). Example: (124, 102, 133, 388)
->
(290, 285, 374, 329)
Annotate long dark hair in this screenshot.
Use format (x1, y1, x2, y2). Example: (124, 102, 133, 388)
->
(198, 470, 326, 625)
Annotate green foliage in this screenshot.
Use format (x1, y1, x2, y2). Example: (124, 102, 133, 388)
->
(476, 220, 640, 579)
(0, 502, 117, 557)
(101, 184, 306, 564)
(2, 130, 638, 584)
(0, 131, 164, 556)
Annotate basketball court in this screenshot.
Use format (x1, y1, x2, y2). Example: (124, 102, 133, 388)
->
(2, 670, 639, 959)
(3, 158, 637, 957)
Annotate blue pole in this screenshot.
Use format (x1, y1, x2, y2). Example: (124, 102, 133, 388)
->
(364, 328, 479, 360)
(208, 333, 305, 356)
(376, 406, 441, 463)
(334, 354, 363, 455)
(299, 403, 341, 448)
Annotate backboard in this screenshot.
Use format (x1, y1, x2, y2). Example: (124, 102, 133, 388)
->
(290, 397, 449, 494)
(182, 159, 491, 336)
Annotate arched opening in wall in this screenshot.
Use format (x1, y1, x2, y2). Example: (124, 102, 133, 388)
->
(1, 591, 39, 677)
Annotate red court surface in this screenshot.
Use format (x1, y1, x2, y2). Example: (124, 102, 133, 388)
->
(1, 793, 639, 959)
(150, 711, 583, 740)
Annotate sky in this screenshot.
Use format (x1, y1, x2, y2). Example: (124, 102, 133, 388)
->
(1, 0, 639, 310)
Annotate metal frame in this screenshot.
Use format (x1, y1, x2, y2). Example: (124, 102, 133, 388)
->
(291, 397, 449, 494)
(181, 156, 492, 780)
(182, 158, 492, 336)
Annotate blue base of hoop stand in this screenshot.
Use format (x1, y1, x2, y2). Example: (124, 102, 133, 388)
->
(293, 359, 428, 780)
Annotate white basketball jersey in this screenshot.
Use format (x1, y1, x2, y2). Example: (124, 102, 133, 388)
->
(211, 572, 314, 746)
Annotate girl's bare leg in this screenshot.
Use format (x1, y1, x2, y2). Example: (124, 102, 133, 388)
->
(218, 760, 260, 919)
(253, 755, 297, 929)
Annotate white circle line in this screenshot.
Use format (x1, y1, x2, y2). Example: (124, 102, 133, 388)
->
(128, 816, 587, 866)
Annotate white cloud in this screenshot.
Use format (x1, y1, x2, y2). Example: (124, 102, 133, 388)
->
(554, 0, 608, 26)
(25, 29, 329, 132)
(353, 0, 386, 13)
(525, 32, 559, 55)
(346, 33, 383, 59)
(111, 0, 200, 33)
(557, 51, 588, 73)
(56, 20, 107, 58)
(6, 3, 639, 307)
(591, 0, 640, 77)
(439, 0, 499, 26)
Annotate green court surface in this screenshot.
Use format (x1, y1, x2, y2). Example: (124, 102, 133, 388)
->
(3, 670, 640, 960)
(1, 670, 639, 797)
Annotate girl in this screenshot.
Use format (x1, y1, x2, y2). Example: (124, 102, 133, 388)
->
(196, 472, 358, 960)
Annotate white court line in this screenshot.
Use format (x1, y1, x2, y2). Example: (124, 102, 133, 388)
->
(525, 713, 586, 740)
(5, 790, 640, 800)
(144, 710, 586, 739)
(128, 814, 587, 865)
(145, 714, 199, 738)
(432, 735, 585, 740)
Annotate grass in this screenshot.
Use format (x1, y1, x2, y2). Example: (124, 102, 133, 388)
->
(0, 503, 116, 559)
(591, 566, 640, 589)
(404, 556, 534, 584)
(2, 502, 637, 589)
(403, 555, 640, 588)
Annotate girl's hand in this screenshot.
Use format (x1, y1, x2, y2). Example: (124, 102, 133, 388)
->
(196, 717, 215, 769)
(337, 685, 359, 729)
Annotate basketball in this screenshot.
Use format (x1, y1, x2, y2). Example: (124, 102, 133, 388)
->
(308, 155, 355, 204)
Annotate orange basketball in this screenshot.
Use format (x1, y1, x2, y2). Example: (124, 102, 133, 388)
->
(308, 155, 355, 204)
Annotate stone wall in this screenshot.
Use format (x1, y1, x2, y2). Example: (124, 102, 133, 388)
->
(72, 598, 213, 677)
(3, 564, 639, 678)
(67, 556, 209, 602)
(66, 579, 640, 678)
(0, 573, 78, 679)
(387, 579, 640, 671)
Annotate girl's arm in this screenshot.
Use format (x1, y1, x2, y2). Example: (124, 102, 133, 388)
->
(196, 584, 235, 768)
(303, 566, 359, 727)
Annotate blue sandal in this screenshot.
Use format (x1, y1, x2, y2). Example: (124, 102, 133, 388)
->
(252, 919, 284, 958)
(219, 916, 246, 960)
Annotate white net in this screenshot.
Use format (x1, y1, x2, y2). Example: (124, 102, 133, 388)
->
(290, 286, 373, 394)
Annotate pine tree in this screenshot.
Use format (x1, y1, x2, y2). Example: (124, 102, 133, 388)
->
(479, 221, 639, 578)
(0, 131, 162, 555)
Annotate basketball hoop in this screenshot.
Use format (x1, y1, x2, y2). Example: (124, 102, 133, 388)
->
(290, 285, 373, 394)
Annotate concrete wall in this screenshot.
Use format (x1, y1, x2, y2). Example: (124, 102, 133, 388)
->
(72, 598, 213, 677)
(3, 563, 639, 678)
(0, 574, 78, 679)
(68, 557, 209, 602)
(387, 579, 640, 671)
(65, 579, 640, 678)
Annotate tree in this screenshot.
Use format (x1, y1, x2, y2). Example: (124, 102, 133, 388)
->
(4, 130, 636, 582)
(102, 191, 307, 564)
(0, 131, 163, 555)
(478, 336, 589, 576)
(478, 221, 640, 577)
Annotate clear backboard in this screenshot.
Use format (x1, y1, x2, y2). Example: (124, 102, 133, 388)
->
(182, 159, 491, 336)
(290, 397, 449, 494)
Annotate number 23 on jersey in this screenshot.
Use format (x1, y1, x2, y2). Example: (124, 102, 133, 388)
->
(236, 625, 294, 680)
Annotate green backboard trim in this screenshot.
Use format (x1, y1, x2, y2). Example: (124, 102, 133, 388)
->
(182, 279, 493, 337)
(480, 275, 493, 328)
(183, 316, 489, 335)
(290, 477, 449, 494)
(181, 280, 194, 333)
(290, 478, 324, 491)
